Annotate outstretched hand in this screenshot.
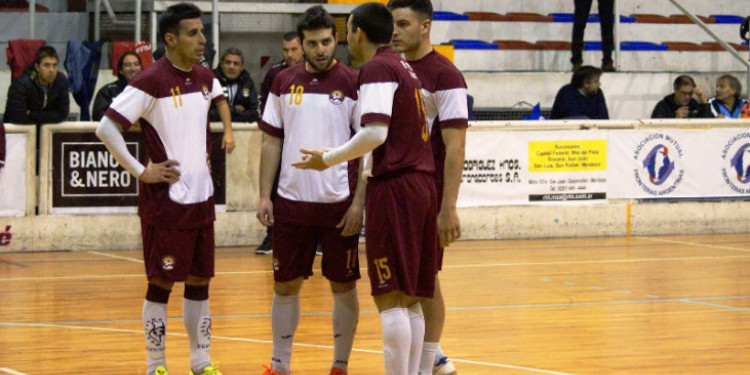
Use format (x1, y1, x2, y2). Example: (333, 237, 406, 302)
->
(139, 160, 181, 184)
(292, 148, 330, 171)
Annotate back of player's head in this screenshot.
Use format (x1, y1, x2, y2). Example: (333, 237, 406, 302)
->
(158, 2, 202, 44)
(283, 31, 300, 43)
(673, 75, 696, 91)
(297, 5, 336, 41)
(35, 45, 58, 64)
(387, 0, 433, 20)
(350, 2, 394, 45)
(571, 65, 602, 88)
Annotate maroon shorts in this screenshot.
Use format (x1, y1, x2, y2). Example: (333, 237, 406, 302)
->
(272, 221, 360, 283)
(365, 172, 439, 298)
(141, 222, 215, 282)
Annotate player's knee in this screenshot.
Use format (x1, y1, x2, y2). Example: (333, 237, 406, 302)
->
(148, 277, 175, 292)
(185, 275, 211, 286)
(330, 280, 356, 294)
(274, 277, 303, 296)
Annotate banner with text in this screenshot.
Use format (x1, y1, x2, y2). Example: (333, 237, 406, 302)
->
(458, 130, 608, 206)
(50, 132, 226, 214)
(0, 134, 28, 216)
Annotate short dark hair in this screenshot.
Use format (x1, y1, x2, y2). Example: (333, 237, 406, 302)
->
(350, 2, 394, 45)
(387, 0, 433, 20)
(673, 75, 696, 91)
(220, 47, 244, 63)
(117, 51, 142, 70)
(297, 5, 336, 42)
(158, 2, 202, 44)
(35, 45, 58, 64)
(717, 74, 742, 96)
(571, 65, 602, 88)
(282, 31, 300, 42)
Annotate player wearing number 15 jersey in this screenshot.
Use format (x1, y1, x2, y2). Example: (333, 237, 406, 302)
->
(256, 6, 364, 375)
(294, 3, 439, 375)
(96, 3, 233, 375)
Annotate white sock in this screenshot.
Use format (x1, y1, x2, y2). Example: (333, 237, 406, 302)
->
(332, 289, 359, 372)
(272, 293, 300, 375)
(435, 343, 446, 364)
(420, 342, 439, 375)
(408, 304, 425, 375)
(143, 300, 168, 374)
(380, 308, 410, 375)
(184, 298, 212, 373)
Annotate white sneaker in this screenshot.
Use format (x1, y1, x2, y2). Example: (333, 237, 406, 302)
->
(433, 355, 457, 375)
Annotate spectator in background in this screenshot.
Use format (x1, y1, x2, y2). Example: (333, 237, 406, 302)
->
(92, 52, 143, 121)
(551, 65, 609, 120)
(571, 0, 615, 72)
(4, 45, 70, 130)
(209, 47, 259, 123)
(651, 75, 707, 119)
(255, 31, 305, 255)
(706, 74, 750, 118)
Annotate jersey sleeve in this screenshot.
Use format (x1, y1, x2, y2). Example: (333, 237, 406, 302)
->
(104, 84, 154, 131)
(434, 68, 469, 129)
(358, 62, 398, 127)
(258, 77, 284, 138)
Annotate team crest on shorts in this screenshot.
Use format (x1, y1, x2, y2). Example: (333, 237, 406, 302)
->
(201, 85, 210, 100)
(273, 257, 280, 272)
(161, 256, 175, 271)
(329, 90, 344, 105)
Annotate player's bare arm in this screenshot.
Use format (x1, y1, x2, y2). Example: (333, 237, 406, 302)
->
(337, 160, 367, 236)
(215, 99, 235, 154)
(438, 127, 466, 247)
(256, 132, 282, 226)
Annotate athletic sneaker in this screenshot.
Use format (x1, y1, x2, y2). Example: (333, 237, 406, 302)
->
(189, 363, 223, 375)
(329, 368, 347, 375)
(261, 364, 286, 375)
(255, 234, 273, 255)
(153, 366, 169, 375)
(433, 355, 457, 375)
(315, 242, 323, 256)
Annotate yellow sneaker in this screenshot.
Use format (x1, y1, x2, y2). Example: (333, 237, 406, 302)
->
(154, 366, 169, 375)
(189, 363, 222, 375)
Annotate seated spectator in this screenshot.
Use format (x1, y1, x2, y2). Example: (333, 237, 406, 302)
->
(92, 52, 142, 121)
(706, 74, 750, 118)
(3, 45, 70, 129)
(652, 75, 706, 119)
(209, 47, 259, 123)
(551, 65, 609, 120)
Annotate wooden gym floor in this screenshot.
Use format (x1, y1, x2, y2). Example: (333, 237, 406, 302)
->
(1, 233, 749, 374)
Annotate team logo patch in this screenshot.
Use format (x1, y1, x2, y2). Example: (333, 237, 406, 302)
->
(631, 133, 684, 196)
(329, 90, 344, 105)
(720, 132, 750, 194)
(161, 256, 175, 271)
(273, 257, 280, 272)
(201, 85, 210, 100)
(242, 87, 250, 97)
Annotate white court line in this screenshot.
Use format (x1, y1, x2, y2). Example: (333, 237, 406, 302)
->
(0, 321, 575, 375)
(87, 251, 143, 263)
(0, 368, 28, 375)
(679, 299, 750, 313)
(636, 236, 750, 253)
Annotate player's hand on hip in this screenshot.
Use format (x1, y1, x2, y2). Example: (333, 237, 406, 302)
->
(139, 160, 180, 184)
(337, 201, 364, 237)
(222, 132, 236, 154)
(256, 197, 274, 227)
(292, 148, 329, 171)
(437, 207, 461, 247)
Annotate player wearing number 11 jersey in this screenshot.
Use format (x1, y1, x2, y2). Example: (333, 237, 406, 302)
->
(293, 3, 439, 375)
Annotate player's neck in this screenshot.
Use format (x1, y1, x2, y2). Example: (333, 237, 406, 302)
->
(362, 43, 389, 61)
(403, 40, 432, 61)
(165, 51, 195, 72)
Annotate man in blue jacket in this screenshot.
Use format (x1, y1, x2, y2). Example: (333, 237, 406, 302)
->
(551, 65, 609, 120)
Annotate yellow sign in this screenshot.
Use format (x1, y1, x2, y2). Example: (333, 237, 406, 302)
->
(432, 44, 455, 63)
(529, 140, 607, 172)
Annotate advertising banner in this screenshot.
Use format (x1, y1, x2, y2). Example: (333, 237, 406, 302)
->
(0, 134, 28, 216)
(50, 132, 226, 214)
(458, 130, 608, 207)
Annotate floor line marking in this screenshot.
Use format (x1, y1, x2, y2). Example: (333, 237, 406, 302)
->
(678, 299, 750, 313)
(87, 251, 144, 263)
(0, 321, 575, 375)
(0, 368, 28, 375)
(635, 236, 750, 253)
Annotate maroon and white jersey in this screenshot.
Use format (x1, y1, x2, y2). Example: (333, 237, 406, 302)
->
(105, 57, 225, 228)
(259, 62, 359, 205)
(358, 46, 435, 178)
(408, 50, 469, 199)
